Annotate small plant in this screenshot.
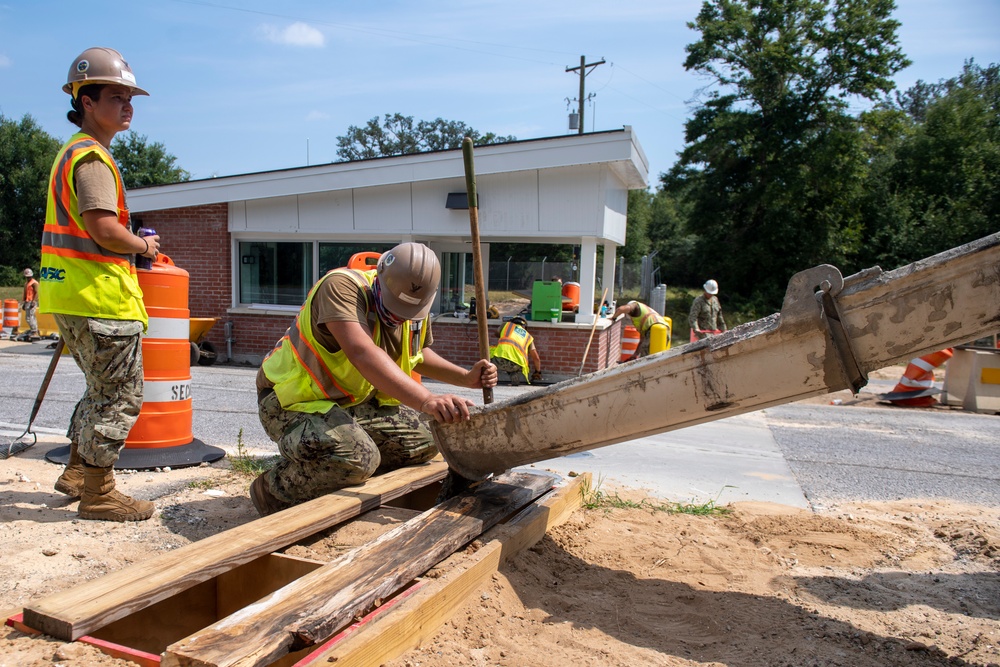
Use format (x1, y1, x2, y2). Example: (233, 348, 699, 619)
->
(227, 427, 278, 478)
(580, 475, 731, 516)
(187, 478, 216, 490)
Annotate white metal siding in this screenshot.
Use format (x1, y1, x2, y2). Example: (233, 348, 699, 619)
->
(298, 190, 354, 233)
(538, 166, 600, 234)
(354, 183, 413, 232)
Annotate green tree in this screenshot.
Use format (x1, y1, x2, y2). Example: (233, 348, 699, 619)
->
(111, 130, 191, 189)
(0, 114, 61, 283)
(336, 113, 516, 161)
(858, 61, 1000, 269)
(668, 0, 909, 304)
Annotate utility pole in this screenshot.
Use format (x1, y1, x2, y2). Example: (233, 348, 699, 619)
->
(566, 55, 605, 134)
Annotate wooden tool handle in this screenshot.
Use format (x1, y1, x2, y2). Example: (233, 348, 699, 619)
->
(463, 138, 493, 404)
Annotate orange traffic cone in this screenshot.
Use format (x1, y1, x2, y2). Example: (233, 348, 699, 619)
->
(881, 348, 953, 407)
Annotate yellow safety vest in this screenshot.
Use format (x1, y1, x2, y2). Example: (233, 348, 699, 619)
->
(490, 322, 533, 382)
(39, 133, 147, 327)
(630, 302, 666, 334)
(261, 269, 428, 414)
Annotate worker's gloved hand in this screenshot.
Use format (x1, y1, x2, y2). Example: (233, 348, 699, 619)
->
(531, 370, 543, 383)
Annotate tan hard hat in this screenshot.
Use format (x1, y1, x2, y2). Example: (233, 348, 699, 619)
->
(377, 243, 440, 320)
(23, 268, 33, 277)
(63, 47, 149, 98)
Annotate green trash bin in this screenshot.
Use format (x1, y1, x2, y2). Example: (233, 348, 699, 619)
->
(531, 281, 563, 321)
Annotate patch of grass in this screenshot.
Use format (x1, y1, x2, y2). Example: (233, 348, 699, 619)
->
(227, 427, 279, 478)
(0, 286, 22, 301)
(187, 478, 216, 490)
(580, 475, 731, 516)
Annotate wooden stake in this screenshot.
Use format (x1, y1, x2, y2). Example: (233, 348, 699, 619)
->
(578, 287, 608, 375)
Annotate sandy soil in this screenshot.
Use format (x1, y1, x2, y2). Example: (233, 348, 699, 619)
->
(1, 370, 998, 666)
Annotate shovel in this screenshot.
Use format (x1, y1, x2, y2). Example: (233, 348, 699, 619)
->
(1, 337, 64, 459)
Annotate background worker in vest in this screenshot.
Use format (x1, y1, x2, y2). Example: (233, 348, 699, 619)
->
(490, 316, 543, 386)
(251, 242, 498, 516)
(689, 279, 727, 341)
(39, 47, 161, 522)
(613, 299, 670, 361)
(21, 268, 40, 339)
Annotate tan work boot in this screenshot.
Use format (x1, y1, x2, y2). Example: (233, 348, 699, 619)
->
(78, 466, 155, 522)
(249, 473, 290, 517)
(54, 442, 85, 498)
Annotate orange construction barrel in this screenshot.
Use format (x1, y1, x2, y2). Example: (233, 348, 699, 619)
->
(347, 251, 382, 270)
(2, 299, 19, 334)
(128, 256, 193, 449)
(620, 324, 640, 362)
(122, 256, 223, 468)
(561, 281, 580, 312)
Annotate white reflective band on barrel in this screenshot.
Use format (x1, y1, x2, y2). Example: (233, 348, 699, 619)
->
(145, 316, 189, 340)
(143, 379, 193, 403)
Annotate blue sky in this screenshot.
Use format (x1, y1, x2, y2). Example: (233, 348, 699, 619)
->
(2, 0, 998, 185)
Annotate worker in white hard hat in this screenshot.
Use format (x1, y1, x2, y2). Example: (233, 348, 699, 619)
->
(251, 242, 498, 516)
(40, 47, 161, 522)
(21, 268, 40, 339)
(689, 279, 727, 341)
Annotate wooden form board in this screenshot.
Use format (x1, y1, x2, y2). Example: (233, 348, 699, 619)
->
(299, 472, 591, 667)
(161, 470, 557, 667)
(23, 460, 448, 641)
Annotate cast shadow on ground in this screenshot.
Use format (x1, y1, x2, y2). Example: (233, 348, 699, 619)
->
(789, 571, 1000, 621)
(0, 491, 78, 524)
(504, 535, 988, 667)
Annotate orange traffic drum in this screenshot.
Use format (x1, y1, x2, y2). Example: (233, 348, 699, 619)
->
(128, 257, 193, 449)
(620, 324, 640, 362)
(2, 299, 19, 331)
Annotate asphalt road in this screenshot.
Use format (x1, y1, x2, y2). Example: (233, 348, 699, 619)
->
(3, 340, 997, 509)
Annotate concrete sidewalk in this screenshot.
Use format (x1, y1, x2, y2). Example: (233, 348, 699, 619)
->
(531, 410, 810, 508)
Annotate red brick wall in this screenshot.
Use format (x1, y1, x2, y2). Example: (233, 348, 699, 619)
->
(134, 204, 232, 357)
(432, 319, 626, 378)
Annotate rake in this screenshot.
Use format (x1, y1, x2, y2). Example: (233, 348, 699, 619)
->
(2, 337, 64, 459)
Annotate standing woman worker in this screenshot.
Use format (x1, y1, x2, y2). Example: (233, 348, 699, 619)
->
(39, 47, 161, 522)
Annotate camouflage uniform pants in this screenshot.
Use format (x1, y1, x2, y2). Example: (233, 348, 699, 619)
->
(257, 389, 437, 505)
(24, 302, 38, 334)
(491, 356, 528, 384)
(55, 314, 144, 468)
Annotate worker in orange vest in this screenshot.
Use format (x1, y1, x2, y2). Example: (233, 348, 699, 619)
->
(21, 268, 40, 339)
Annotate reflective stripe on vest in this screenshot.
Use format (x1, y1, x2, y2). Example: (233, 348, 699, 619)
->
(490, 322, 532, 381)
(39, 133, 147, 327)
(631, 302, 666, 333)
(261, 268, 428, 414)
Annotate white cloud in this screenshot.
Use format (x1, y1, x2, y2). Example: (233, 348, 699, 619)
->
(0, 54, 11, 68)
(261, 22, 325, 48)
(305, 110, 330, 121)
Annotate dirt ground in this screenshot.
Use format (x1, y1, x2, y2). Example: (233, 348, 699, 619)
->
(1, 368, 998, 666)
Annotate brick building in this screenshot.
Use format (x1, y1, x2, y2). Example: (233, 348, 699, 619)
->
(129, 129, 648, 379)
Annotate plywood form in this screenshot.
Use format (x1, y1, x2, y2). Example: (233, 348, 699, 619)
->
(23, 460, 448, 640)
(161, 470, 557, 667)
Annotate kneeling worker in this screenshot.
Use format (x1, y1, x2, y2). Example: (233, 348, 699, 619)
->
(251, 243, 498, 516)
(613, 300, 671, 361)
(490, 316, 543, 385)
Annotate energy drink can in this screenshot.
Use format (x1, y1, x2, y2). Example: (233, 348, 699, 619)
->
(136, 227, 156, 270)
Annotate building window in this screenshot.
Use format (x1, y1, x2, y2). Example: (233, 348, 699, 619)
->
(238, 241, 312, 306)
(318, 242, 395, 274)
